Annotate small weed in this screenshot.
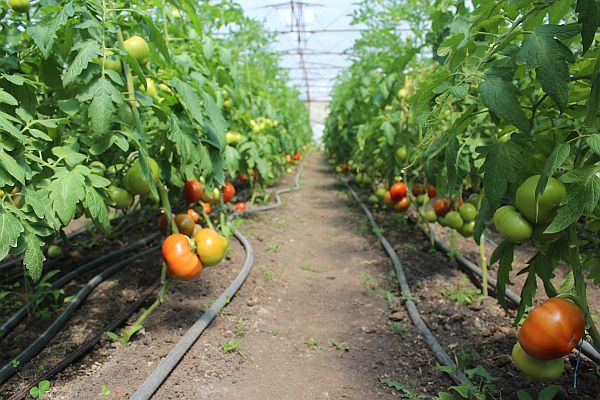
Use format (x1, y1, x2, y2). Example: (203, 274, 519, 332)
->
(304, 337, 322, 350)
(390, 321, 408, 337)
(235, 318, 246, 337)
(271, 217, 288, 229)
(299, 263, 321, 273)
(99, 385, 111, 396)
(223, 339, 252, 359)
(335, 190, 347, 200)
(29, 380, 51, 399)
(398, 293, 420, 303)
(390, 213, 410, 232)
(11, 359, 20, 369)
(105, 324, 142, 347)
(265, 241, 283, 253)
(443, 277, 482, 306)
(379, 378, 426, 399)
(436, 365, 498, 399)
(516, 385, 561, 400)
(328, 339, 352, 352)
(356, 219, 371, 236)
(359, 271, 379, 292)
(456, 347, 480, 370)
(380, 289, 395, 305)
(261, 265, 282, 282)
(270, 328, 281, 336)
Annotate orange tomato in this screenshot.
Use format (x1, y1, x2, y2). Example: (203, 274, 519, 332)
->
(162, 233, 202, 280)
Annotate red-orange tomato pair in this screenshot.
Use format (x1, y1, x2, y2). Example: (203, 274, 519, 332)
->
(222, 182, 236, 203)
(235, 202, 248, 212)
(162, 233, 202, 280)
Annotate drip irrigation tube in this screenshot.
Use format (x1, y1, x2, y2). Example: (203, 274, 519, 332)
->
(130, 164, 304, 400)
(343, 180, 470, 386)
(0, 233, 160, 340)
(419, 222, 600, 365)
(0, 246, 162, 386)
(8, 278, 162, 400)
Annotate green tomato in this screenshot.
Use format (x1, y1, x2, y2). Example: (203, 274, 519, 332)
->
(515, 175, 566, 224)
(47, 244, 63, 258)
(493, 205, 532, 243)
(395, 145, 408, 162)
(445, 211, 464, 230)
(438, 214, 448, 227)
(376, 187, 387, 198)
(459, 221, 475, 237)
(226, 131, 237, 145)
(224, 99, 233, 108)
(424, 209, 438, 223)
(98, 50, 122, 73)
(123, 158, 160, 195)
(467, 193, 480, 207)
(512, 342, 564, 381)
(531, 224, 563, 244)
(362, 175, 373, 186)
(368, 195, 379, 204)
(124, 35, 150, 64)
(108, 186, 133, 209)
(141, 78, 158, 97)
(416, 194, 429, 205)
(8, 0, 30, 12)
(459, 203, 477, 222)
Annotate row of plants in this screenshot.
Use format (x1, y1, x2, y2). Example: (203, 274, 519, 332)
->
(324, 0, 600, 393)
(0, 0, 311, 283)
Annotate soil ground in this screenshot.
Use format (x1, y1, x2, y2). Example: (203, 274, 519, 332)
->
(1, 152, 599, 399)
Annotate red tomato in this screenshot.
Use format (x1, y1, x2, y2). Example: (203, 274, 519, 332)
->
(519, 297, 585, 360)
(340, 164, 349, 173)
(411, 183, 424, 197)
(221, 182, 236, 203)
(390, 182, 407, 202)
(395, 196, 410, 211)
(184, 180, 204, 204)
(427, 185, 437, 198)
(187, 208, 200, 223)
(162, 233, 203, 280)
(434, 198, 450, 216)
(239, 173, 248, 183)
(293, 152, 301, 161)
(235, 202, 248, 212)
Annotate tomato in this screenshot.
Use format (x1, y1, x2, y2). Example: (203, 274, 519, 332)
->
(8, 0, 30, 12)
(383, 191, 394, 206)
(390, 182, 407, 202)
(47, 244, 63, 258)
(108, 186, 133, 209)
(445, 211, 464, 230)
(459, 221, 475, 237)
(515, 175, 566, 224)
(226, 132, 238, 145)
(519, 297, 585, 360)
(531, 224, 563, 243)
(426, 185, 437, 198)
(221, 182, 236, 203)
(141, 78, 158, 97)
(187, 208, 200, 223)
(438, 214, 448, 227)
(368, 195, 379, 204)
(458, 203, 477, 222)
(511, 342, 564, 381)
(376, 187, 387, 198)
(493, 205, 532, 243)
(467, 193, 480, 207)
(124, 35, 150, 64)
(123, 157, 160, 195)
(172, 8, 182, 18)
(395, 146, 407, 162)
(201, 202, 211, 215)
(416, 194, 429, 205)
(193, 228, 228, 266)
(235, 202, 248, 212)
(174, 214, 195, 237)
(184, 180, 204, 204)
(340, 163, 349, 173)
(223, 99, 233, 108)
(433, 198, 450, 216)
(192, 224, 202, 236)
(424, 209, 438, 223)
(159, 213, 175, 235)
(285, 154, 292, 164)
(293, 152, 301, 161)
(395, 196, 410, 211)
(238, 173, 248, 182)
(411, 183, 424, 197)
(162, 234, 202, 280)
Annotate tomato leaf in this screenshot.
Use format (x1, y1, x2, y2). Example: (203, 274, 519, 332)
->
(473, 197, 493, 245)
(576, 0, 598, 54)
(171, 79, 203, 124)
(586, 133, 600, 156)
(201, 91, 226, 150)
(479, 77, 529, 132)
(539, 385, 560, 400)
(516, 390, 534, 400)
(63, 40, 102, 87)
(27, 2, 76, 59)
(0, 207, 24, 261)
(535, 143, 570, 197)
(0, 148, 25, 185)
(476, 141, 521, 209)
(490, 240, 514, 310)
(88, 79, 119, 135)
(84, 187, 110, 230)
(22, 226, 46, 281)
(167, 115, 194, 166)
(48, 167, 86, 226)
(0, 89, 18, 106)
(516, 24, 579, 112)
(134, 11, 171, 62)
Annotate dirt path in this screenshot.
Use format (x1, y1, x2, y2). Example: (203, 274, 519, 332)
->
(47, 152, 448, 399)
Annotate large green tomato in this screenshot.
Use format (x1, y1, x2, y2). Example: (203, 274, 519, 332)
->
(516, 175, 566, 224)
(108, 186, 133, 209)
(424, 209, 438, 223)
(445, 211, 464, 230)
(458, 203, 477, 222)
(123, 158, 160, 195)
(511, 342, 564, 381)
(493, 205, 532, 243)
(124, 35, 150, 64)
(395, 146, 408, 162)
(8, 0, 30, 12)
(459, 221, 475, 237)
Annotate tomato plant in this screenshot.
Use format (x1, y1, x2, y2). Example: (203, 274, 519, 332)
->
(162, 233, 202, 280)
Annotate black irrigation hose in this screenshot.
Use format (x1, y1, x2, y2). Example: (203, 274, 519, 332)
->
(8, 278, 162, 400)
(418, 222, 600, 365)
(130, 163, 305, 400)
(0, 233, 160, 340)
(343, 180, 470, 386)
(0, 246, 162, 386)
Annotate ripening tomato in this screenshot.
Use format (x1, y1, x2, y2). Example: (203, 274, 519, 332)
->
(201, 202, 211, 215)
(383, 191, 394, 207)
(192, 224, 202, 236)
(162, 233, 202, 280)
(493, 205, 532, 243)
(159, 213, 175, 235)
(235, 202, 248, 212)
(433, 198, 450, 216)
(108, 186, 133, 209)
(395, 196, 410, 211)
(123, 157, 160, 195)
(285, 154, 292, 164)
(175, 214, 196, 237)
(221, 182, 236, 203)
(390, 182, 407, 202)
(193, 228, 228, 266)
(124, 35, 150, 64)
(187, 208, 200, 223)
(426, 185, 437, 198)
(519, 297, 585, 360)
(184, 180, 204, 204)
(515, 175, 566, 224)
(411, 183, 424, 197)
(512, 342, 564, 381)
(238, 173, 248, 183)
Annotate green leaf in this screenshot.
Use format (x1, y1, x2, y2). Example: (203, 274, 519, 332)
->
(516, 25, 579, 112)
(63, 41, 102, 87)
(0, 207, 24, 260)
(536, 143, 570, 197)
(88, 78, 119, 135)
(0, 149, 26, 185)
(201, 91, 226, 150)
(547, 173, 600, 233)
(539, 385, 560, 400)
(84, 187, 110, 230)
(576, 0, 599, 54)
(171, 79, 203, 125)
(48, 168, 86, 226)
(134, 11, 170, 62)
(0, 88, 18, 106)
(517, 390, 534, 400)
(479, 77, 529, 132)
(52, 146, 86, 168)
(224, 146, 240, 177)
(22, 226, 45, 281)
(27, 3, 76, 59)
(490, 240, 514, 310)
(476, 141, 522, 208)
(586, 134, 600, 156)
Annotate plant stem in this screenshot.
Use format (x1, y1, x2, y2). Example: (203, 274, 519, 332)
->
(479, 234, 488, 297)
